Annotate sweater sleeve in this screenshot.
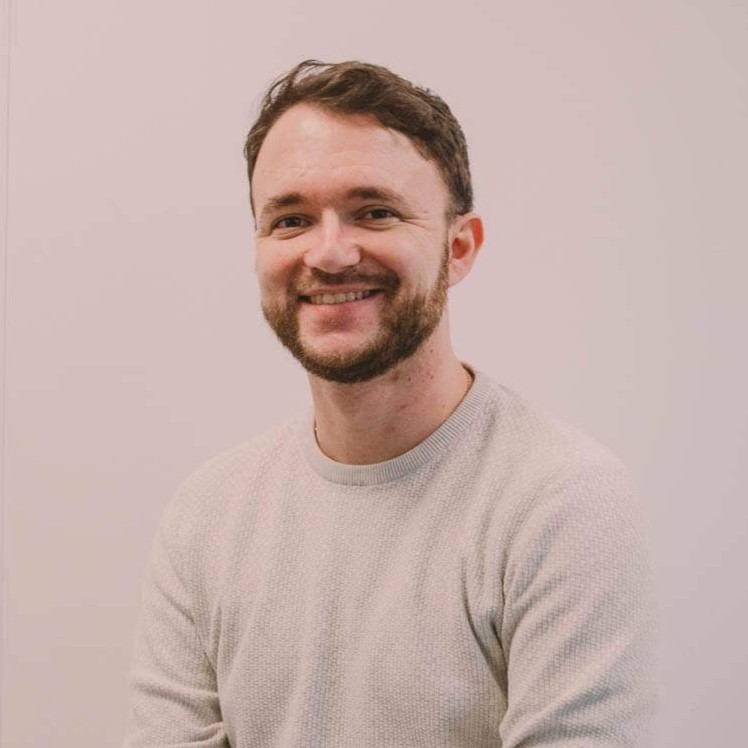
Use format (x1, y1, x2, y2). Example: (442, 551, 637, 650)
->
(123, 503, 229, 748)
(497, 460, 658, 747)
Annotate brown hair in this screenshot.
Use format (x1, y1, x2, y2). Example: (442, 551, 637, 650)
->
(244, 60, 474, 221)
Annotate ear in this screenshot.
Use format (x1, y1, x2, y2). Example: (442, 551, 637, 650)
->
(447, 212, 485, 287)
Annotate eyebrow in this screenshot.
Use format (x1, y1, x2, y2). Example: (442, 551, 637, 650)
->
(259, 185, 412, 225)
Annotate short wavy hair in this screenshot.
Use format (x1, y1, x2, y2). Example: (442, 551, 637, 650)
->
(244, 60, 474, 221)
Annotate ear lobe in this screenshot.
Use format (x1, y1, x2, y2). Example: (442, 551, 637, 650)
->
(447, 213, 485, 287)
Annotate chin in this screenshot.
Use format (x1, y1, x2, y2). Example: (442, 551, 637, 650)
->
(302, 358, 399, 385)
(297, 335, 429, 385)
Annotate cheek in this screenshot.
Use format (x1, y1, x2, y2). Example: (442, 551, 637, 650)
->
(363, 237, 422, 277)
(255, 248, 294, 293)
(396, 254, 439, 290)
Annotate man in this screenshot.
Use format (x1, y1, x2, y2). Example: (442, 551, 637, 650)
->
(124, 60, 657, 747)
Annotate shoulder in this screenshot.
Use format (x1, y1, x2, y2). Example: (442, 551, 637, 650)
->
(474, 376, 645, 546)
(156, 417, 303, 547)
(485, 379, 624, 471)
(179, 418, 300, 494)
(481, 381, 649, 574)
(476, 378, 632, 498)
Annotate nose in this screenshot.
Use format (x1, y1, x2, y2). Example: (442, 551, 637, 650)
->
(302, 212, 361, 273)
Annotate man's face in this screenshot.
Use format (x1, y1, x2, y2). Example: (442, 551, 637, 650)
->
(252, 103, 454, 384)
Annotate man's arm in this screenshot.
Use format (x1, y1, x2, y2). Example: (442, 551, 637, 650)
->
(498, 461, 658, 747)
(123, 511, 229, 747)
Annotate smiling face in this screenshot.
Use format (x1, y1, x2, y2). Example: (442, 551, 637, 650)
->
(252, 103, 459, 384)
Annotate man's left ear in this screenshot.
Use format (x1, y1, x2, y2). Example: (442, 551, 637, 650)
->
(447, 213, 485, 287)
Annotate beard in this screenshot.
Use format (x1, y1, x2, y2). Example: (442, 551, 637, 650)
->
(261, 242, 450, 384)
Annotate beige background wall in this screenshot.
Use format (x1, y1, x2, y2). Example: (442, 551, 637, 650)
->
(1, 1, 746, 745)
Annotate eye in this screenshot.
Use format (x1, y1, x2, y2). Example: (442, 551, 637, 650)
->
(360, 207, 398, 221)
(273, 215, 309, 231)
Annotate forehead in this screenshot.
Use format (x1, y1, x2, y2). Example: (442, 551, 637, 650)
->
(252, 103, 448, 214)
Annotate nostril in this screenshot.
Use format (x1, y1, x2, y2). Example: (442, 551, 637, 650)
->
(303, 254, 361, 273)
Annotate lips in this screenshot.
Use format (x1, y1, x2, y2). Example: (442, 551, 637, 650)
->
(302, 289, 381, 305)
(296, 271, 398, 304)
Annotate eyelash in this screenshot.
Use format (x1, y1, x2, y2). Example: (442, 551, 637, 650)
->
(272, 208, 398, 231)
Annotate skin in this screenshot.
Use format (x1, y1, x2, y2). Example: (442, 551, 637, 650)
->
(252, 103, 484, 464)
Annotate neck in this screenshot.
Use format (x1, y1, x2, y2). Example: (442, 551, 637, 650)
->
(308, 325, 473, 465)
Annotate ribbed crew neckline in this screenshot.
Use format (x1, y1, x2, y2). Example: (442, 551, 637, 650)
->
(300, 367, 494, 485)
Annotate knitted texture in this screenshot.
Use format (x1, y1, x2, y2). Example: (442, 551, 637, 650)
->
(124, 370, 657, 747)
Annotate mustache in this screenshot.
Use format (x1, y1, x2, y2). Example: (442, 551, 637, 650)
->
(295, 268, 399, 295)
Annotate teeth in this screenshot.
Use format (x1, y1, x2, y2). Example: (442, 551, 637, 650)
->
(308, 290, 374, 305)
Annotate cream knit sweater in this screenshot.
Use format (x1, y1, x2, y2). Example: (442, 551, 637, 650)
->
(124, 369, 657, 746)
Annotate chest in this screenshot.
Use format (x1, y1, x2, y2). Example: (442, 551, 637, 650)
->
(201, 488, 506, 745)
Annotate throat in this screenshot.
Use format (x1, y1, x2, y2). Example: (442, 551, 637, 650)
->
(312, 376, 463, 465)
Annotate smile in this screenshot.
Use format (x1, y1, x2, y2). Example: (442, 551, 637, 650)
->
(302, 290, 380, 305)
